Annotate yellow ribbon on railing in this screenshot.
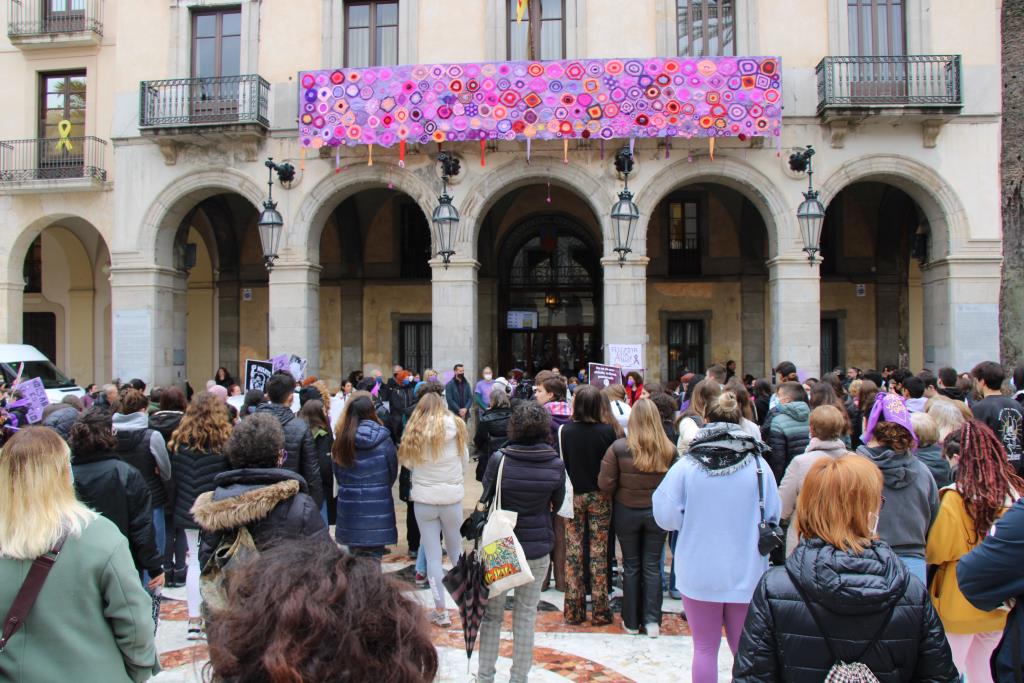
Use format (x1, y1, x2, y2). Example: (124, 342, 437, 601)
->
(55, 120, 73, 152)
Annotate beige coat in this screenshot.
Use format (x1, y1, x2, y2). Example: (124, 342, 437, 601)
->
(778, 438, 849, 555)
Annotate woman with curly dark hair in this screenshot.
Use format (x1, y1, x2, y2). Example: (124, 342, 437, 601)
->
(205, 538, 437, 682)
(926, 420, 1024, 681)
(168, 392, 232, 637)
(856, 392, 939, 584)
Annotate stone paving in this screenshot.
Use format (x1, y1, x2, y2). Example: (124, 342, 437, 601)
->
(153, 460, 735, 682)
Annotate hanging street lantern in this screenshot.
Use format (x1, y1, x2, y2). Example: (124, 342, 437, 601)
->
(432, 151, 461, 268)
(258, 157, 294, 271)
(611, 145, 640, 266)
(789, 145, 826, 265)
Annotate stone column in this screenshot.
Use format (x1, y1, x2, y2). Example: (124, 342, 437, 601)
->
(431, 259, 478, 379)
(921, 256, 1001, 370)
(109, 265, 183, 387)
(767, 256, 821, 376)
(268, 261, 322, 377)
(0, 280, 24, 343)
(602, 256, 648, 363)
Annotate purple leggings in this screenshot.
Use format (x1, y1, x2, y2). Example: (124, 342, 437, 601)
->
(682, 596, 750, 683)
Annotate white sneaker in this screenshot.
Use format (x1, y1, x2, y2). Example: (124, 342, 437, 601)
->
(430, 609, 452, 627)
(622, 623, 639, 635)
(646, 623, 660, 638)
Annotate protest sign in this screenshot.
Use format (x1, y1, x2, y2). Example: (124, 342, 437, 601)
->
(17, 377, 49, 424)
(244, 359, 274, 392)
(270, 354, 290, 373)
(288, 355, 308, 382)
(588, 363, 622, 388)
(606, 344, 643, 370)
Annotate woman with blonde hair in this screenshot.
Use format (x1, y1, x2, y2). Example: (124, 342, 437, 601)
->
(599, 398, 676, 637)
(926, 396, 969, 440)
(0, 427, 161, 681)
(398, 391, 468, 626)
(168, 391, 232, 637)
(734, 455, 957, 682)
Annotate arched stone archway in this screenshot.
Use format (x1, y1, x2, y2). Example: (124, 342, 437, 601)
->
(4, 216, 112, 385)
(135, 167, 264, 269)
(458, 158, 617, 256)
(295, 161, 437, 265)
(632, 155, 797, 259)
(817, 154, 969, 260)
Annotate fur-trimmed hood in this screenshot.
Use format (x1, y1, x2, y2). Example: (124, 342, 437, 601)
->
(191, 471, 302, 532)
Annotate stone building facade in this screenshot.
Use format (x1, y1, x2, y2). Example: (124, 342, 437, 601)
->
(0, 0, 1003, 391)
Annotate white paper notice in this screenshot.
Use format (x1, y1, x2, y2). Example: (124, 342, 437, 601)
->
(113, 310, 152, 381)
(606, 344, 643, 369)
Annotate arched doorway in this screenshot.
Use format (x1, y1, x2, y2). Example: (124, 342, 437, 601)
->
(497, 215, 602, 375)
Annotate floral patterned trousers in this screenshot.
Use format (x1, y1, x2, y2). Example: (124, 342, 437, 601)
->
(563, 490, 612, 624)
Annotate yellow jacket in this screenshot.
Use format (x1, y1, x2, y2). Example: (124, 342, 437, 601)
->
(925, 487, 1009, 634)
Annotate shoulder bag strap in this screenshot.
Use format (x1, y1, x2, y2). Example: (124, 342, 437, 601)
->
(558, 424, 565, 460)
(785, 565, 898, 664)
(0, 535, 67, 654)
(755, 458, 767, 525)
(493, 453, 507, 513)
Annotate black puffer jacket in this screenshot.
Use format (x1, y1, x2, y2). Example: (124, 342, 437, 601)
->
(170, 445, 229, 529)
(480, 443, 566, 559)
(191, 468, 328, 569)
(733, 538, 958, 683)
(149, 410, 184, 444)
(473, 406, 510, 481)
(252, 403, 324, 507)
(71, 450, 163, 577)
(388, 384, 415, 441)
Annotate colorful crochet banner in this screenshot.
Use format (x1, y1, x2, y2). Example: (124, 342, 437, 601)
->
(298, 56, 781, 149)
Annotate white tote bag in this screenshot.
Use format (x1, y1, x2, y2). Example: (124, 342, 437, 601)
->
(556, 425, 575, 519)
(480, 455, 535, 596)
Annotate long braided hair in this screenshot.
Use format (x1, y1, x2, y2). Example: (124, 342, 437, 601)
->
(957, 419, 1024, 543)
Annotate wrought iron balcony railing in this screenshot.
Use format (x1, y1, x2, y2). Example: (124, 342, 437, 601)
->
(7, 0, 103, 37)
(0, 136, 107, 183)
(139, 75, 271, 129)
(816, 55, 962, 111)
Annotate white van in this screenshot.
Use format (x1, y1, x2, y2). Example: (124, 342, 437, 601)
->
(0, 344, 86, 404)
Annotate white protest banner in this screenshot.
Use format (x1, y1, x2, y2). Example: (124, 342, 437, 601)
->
(606, 344, 643, 370)
(17, 377, 49, 424)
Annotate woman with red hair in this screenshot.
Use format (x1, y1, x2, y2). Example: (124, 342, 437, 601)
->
(926, 420, 1024, 682)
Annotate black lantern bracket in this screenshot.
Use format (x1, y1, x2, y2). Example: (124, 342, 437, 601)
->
(432, 151, 462, 269)
(611, 146, 640, 267)
(789, 145, 826, 266)
(258, 157, 295, 271)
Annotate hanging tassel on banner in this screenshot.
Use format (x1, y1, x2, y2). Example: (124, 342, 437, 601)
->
(334, 146, 341, 174)
(526, 138, 532, 164)
(629, 137, 635, 157)
(708, 137, 715, 162)
(367, 143, 374, 166)
(480, 138, 486, 167)
(299, 147, 307, 172)
(546, 179, 551, 204)
(600, 139, 605, 160)
(665, 140, 670, 159)
(562, 138, 569, 164)
(398, 139, 406, 167)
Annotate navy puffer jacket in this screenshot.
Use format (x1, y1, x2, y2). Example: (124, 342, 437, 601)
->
(733, 538, 957, 683)
(480, 442, 566, 559)
(333, 420, 399, 548)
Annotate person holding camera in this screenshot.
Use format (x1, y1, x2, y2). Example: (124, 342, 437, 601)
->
(653, 391, 780, 683)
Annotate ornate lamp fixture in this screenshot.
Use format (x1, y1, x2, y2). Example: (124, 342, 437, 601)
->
(611, 146, 640, 266)
(789, 145, 826, 265)
(258, 157, 295, 270)
(432, 152, 461, 268)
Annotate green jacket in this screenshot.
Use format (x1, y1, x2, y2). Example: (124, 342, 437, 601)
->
(0, 515, 160, 682)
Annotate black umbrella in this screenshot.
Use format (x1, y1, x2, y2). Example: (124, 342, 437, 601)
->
(442, 540, 489, 670)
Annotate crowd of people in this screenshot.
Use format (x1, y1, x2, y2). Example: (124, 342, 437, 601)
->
(2, 356, 1024, 682)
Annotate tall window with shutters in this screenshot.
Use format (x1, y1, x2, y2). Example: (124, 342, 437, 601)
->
(667, 319, 705, 379)
(398, 321, 431, 374)
(677, 0, 735, 56)
(507, 0, 565, 61)
(667, 197, 701, 276)
(345, 1, 399, 68)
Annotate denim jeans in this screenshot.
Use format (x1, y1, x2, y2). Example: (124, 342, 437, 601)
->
(143, 506, 166, 584)
(900, 555, 927, 586)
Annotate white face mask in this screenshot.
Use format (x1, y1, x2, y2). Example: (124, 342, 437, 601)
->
(483, 373, 493, 380)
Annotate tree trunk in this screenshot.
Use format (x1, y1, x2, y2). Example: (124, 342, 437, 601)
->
(1001, 0, 1024, 366)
